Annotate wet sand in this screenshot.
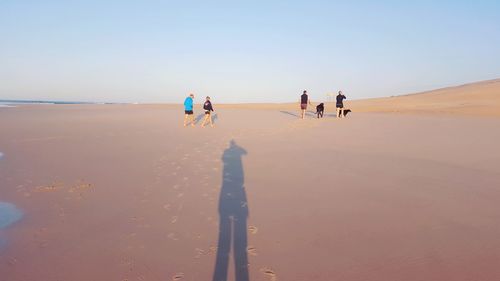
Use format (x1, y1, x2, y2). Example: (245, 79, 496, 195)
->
(1, 101, 499, 281)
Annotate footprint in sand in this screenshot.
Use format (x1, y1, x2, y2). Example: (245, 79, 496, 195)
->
(194, 248, 205, 259)
(68, 182, 93, 195)
(177, 193, 184, 198)
(207, 246, 217, 255)
(167, 233, 179, 241)
(248, 226, 258, 234)
(260, 267, 277, 281)
(163, 204, 171, 211)
(177, 203, 184, 212)
(172, 273, 184, 281)
(37, 240, 49, 248)
(119, 257, 134, 266)
(7, 257, 18, 266)
(36, 180, 65, 192)
(247, 246, 258, 256)
(171, 216, 178, 223)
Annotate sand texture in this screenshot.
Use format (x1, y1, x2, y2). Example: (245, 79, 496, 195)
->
(342, 78, 500, 117)
(1, 81, 500, 280)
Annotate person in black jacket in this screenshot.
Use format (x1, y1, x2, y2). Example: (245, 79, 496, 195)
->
(201, 96, 215, 127)
(336, 91, 347, 118)
(299, 90, 312, 119)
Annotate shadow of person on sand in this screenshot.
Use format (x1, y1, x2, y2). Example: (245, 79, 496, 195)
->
(194, 113, 205, 124)
(212, 140, 250, 281)
(195, 113, 218, 125)
(279, 110, 299, 117)
(280, 110, 316, 118)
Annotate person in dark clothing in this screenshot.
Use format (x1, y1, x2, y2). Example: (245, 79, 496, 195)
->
(300, 90, 312, 119)
(316, 103, 324, 118)
(336, 91, 347, 118)
(201, 96, 215, 127)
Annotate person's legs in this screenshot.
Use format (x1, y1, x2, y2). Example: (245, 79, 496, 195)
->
(190, 113, 195, 126)
(339, 108, 343, 118)
(183, 114, 189, 126)
(209, 113, 214, 127)
(201, 114, 208, 127)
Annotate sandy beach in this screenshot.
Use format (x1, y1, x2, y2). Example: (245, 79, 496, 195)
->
(1, 81, 500, 281)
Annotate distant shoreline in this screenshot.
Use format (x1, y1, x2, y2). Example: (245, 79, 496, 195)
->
(0, 99, 118, 105)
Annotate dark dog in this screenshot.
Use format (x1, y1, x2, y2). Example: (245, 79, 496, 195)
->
(316, 103, 324, 118)
(342, 109, 352, 117)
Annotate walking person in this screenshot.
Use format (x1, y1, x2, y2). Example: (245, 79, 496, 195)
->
(336, 91, 346, 118)
(300, 90, 312, 119)
(201, 96, 215, 128)
(183, 93, 195, 127)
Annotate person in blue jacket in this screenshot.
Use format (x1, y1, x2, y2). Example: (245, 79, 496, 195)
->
(183, 93, 195, 127)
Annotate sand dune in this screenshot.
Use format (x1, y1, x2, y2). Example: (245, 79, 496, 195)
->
(347, 78, 500, 116)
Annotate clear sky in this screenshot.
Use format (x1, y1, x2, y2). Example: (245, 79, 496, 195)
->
(1, 0, 499, 103)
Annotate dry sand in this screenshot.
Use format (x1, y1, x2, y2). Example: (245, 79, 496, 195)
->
(1, 81, 500, 281)
(347, 78, 500, 117)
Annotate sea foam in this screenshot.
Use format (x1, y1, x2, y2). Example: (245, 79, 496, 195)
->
(0, 202, 23, 229)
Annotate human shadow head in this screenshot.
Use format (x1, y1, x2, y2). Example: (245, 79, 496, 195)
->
(220, 140, 248, 213)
